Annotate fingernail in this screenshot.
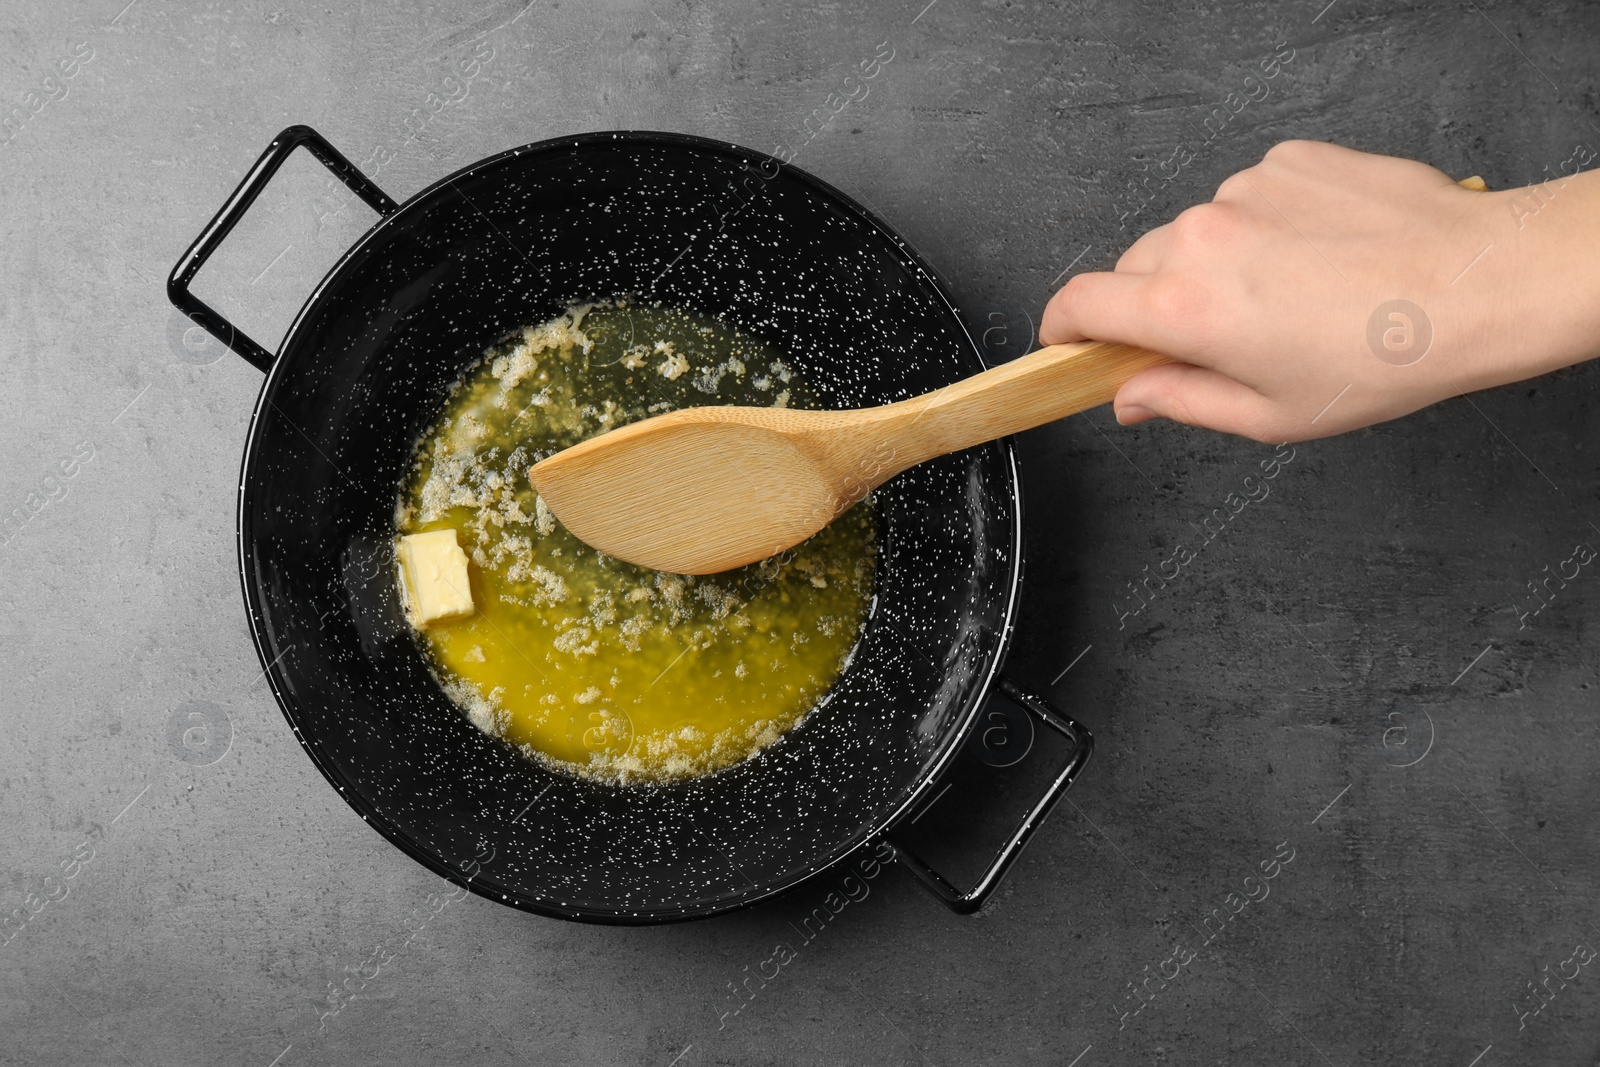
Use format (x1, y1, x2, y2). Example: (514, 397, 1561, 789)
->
(1115, 404, 1154, 426)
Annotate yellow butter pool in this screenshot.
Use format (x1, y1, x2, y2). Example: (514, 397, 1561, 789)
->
(396, 299, 877, 784)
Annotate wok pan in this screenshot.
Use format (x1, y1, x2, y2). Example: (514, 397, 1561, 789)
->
(168, 124, 1092, 922)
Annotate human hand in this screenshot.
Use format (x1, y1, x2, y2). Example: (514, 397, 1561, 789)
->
(1040, 140, 1600, 441)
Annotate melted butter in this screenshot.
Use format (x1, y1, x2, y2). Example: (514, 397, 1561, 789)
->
(397, 298, 877, 785)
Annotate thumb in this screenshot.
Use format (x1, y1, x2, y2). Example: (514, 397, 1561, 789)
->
(1113, 362, 1280, 442)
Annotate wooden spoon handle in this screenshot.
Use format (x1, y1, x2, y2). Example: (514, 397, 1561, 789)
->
(884, 341, 1173, 468)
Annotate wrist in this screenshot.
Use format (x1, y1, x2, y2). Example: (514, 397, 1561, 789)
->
(1444, 173, 1600, 397)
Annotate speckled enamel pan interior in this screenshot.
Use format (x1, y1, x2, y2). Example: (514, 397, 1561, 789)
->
(239, 131, 1023, 923)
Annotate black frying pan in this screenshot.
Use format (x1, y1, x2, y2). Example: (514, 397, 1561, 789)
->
(167, 125, 1092, 923)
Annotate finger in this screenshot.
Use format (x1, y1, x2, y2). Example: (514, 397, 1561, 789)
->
(1114, 223, 1170, 274)
(1038, 271, 1154, 346)
(1113, 362, 1282, 442)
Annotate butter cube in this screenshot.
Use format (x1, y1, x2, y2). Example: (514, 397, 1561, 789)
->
(397, 529, 475, 628)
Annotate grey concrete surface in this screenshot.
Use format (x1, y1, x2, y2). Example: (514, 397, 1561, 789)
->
(3, 0, 1599, 1064)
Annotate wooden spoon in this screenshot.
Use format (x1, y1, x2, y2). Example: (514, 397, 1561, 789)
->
(534, 173, 1494, 575)
(530, 340, 1171, 574)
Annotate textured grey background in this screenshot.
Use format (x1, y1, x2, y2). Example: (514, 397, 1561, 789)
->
(3, 0, 1599, 1064)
